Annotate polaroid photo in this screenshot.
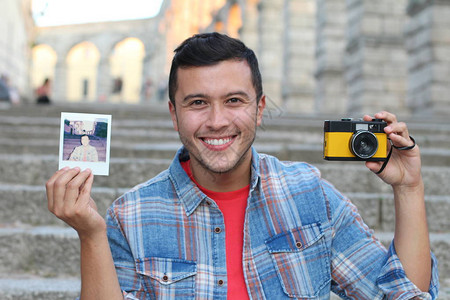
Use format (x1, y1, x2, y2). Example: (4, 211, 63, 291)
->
(59, 112, 112, 176)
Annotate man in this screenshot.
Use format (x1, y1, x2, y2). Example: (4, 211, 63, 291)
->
(68, 135, 99, 162)
(46, 32, 438, 299)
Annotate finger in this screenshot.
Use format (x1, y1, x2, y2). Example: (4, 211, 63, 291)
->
(389, 132, 416, 149)
(374, 111, 397, 124)
(365, 161, 383, 174)
(52, 167, 81, 215)
(385, 122, 409, 137)
(362, 114, 373, 122)
(63, 168, 93, 211)
(78, 171, 94, 205)
(46, 167, 70, 211)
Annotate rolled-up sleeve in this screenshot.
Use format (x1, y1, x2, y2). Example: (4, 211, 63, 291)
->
(377, 241, 439, 299)
(322, 179, 439, 299)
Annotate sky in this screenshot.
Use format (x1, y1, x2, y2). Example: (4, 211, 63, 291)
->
(32, 0, 164, 27)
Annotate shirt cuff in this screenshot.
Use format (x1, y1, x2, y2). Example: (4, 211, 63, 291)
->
(122, 290, 140, 300)
(377, 240, 439, 300)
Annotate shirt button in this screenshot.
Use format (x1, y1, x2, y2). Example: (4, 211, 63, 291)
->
(295, 241, 302, 249)
(162, 275, 169, 282)
(214, 227, 222, 233)
(218, 279, 224, 286)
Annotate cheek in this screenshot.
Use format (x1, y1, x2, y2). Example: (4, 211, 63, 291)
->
(233, 109, 258, 129)
(177, 113, 201, 135)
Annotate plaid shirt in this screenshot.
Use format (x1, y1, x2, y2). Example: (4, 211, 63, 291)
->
(107, 147, 439, 299)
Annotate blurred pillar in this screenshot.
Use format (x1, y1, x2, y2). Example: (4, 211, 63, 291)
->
(283, 0, 316, 113)
(53, 60, 66, 102)
(257, 0, 285, 107)
(96, 57, 111, 103)
(345, 0, 408, 115)
(315, 0, 347, 114)
(406, 0, 450, 116)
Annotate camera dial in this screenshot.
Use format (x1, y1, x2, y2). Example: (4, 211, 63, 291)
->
(350, 130, 379, 159)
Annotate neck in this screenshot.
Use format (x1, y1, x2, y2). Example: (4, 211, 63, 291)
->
(190, 155, 252, 192)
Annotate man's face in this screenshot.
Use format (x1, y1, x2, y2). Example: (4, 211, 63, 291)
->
(81, 136, 90, 146)
(169, 59, 265, 175)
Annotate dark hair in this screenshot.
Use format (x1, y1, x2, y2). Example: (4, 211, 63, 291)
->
(168, 32, 263, 106)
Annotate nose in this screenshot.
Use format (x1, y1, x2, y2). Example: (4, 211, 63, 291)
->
(205, 104, 230, 130)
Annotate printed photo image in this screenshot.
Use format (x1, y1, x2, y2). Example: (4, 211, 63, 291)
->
(59, 112, 112, 175)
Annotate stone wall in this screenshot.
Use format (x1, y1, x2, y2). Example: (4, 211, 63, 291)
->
(14, 0, 450, 115)
(345, 0, 408, 115)
(406, 0, 450, 116)
(315, 0, 347, 114)
(0, 0, 34, 101)
(35, 18, 163, 103)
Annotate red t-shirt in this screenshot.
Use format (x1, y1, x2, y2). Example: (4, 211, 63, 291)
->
(181, 160, 250, 299)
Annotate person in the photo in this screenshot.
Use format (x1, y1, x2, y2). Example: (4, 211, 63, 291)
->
(45, 32, 438, 299)
(68, 135, 99, 162)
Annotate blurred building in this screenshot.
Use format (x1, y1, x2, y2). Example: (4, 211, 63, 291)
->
(2, 0, 450, 115)
(0, 0, 34, 102)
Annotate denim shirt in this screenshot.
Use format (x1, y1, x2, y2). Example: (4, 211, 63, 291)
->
(106, 147, 439, 299)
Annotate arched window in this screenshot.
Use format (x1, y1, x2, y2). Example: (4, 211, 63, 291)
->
(31, 44, 57, 90)
(66, 41, 100, 102)
(109, 37, 145, 103)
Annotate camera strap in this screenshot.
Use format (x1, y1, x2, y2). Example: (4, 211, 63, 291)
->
(375, 143, 393, 175)
(375, 135, 416, 174)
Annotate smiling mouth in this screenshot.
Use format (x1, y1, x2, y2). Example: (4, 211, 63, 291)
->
(201, 136, 235, 146)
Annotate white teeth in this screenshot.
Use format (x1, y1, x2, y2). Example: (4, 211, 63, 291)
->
(203, 138, 232, 146)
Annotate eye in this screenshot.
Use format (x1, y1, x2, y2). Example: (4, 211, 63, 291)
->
(227, 98, 242, 104)
(191, 100, 206, 106)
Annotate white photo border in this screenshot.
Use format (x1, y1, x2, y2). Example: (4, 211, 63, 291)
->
(59, 112, 112, 176)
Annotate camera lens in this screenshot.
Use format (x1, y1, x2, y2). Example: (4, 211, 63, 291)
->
(350, 131, 378, 159)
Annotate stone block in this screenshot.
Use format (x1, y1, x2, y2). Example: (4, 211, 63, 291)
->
(0, 226, 79, 276)
(405, 26, 431, 51)
(432, 46, 450, 63)
(408, 47, 433, 70)
(361, 15, 383, 35)
(381, 195, 450, 232)
(0, 278, 80, 300)
(0, 184, 122, 226)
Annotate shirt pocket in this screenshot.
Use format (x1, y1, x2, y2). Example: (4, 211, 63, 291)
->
(265, 222, 330, 298)
(136, 257, 196, 299)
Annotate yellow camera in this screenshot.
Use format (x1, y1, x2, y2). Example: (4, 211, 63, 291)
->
(324, 118, 388, 161)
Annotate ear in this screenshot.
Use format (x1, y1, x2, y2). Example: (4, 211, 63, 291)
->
(168, 101, 179, 131)
(256, 95, 266, 127)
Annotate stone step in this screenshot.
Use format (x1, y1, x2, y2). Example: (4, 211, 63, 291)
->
(1, 225, 449, 285)
(1, 183, 449, 233)
(3, 120, 450, 150)
(0, 154, 448, 195)
(0, 275, 80, 300)
(1, 137, 450, 167)
(0, 102, 171, 120)
(2, 106, 450, 136)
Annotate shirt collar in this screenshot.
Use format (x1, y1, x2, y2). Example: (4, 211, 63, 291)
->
(168, 146, 261, 216)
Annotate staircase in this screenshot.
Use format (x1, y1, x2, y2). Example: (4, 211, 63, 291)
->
(0, 102, 449, 299)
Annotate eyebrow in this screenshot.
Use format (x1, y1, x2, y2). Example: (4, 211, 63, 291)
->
(182, 91, 251, 103)
(182, 93, 209, 103)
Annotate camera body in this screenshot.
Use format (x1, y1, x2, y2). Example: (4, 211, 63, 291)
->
(324, 118, 388, 161)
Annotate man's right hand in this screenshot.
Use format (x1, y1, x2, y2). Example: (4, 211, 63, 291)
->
(46, 167, 106, 238)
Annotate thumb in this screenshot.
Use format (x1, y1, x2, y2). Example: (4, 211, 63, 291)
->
(78, 172, 94, 205)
